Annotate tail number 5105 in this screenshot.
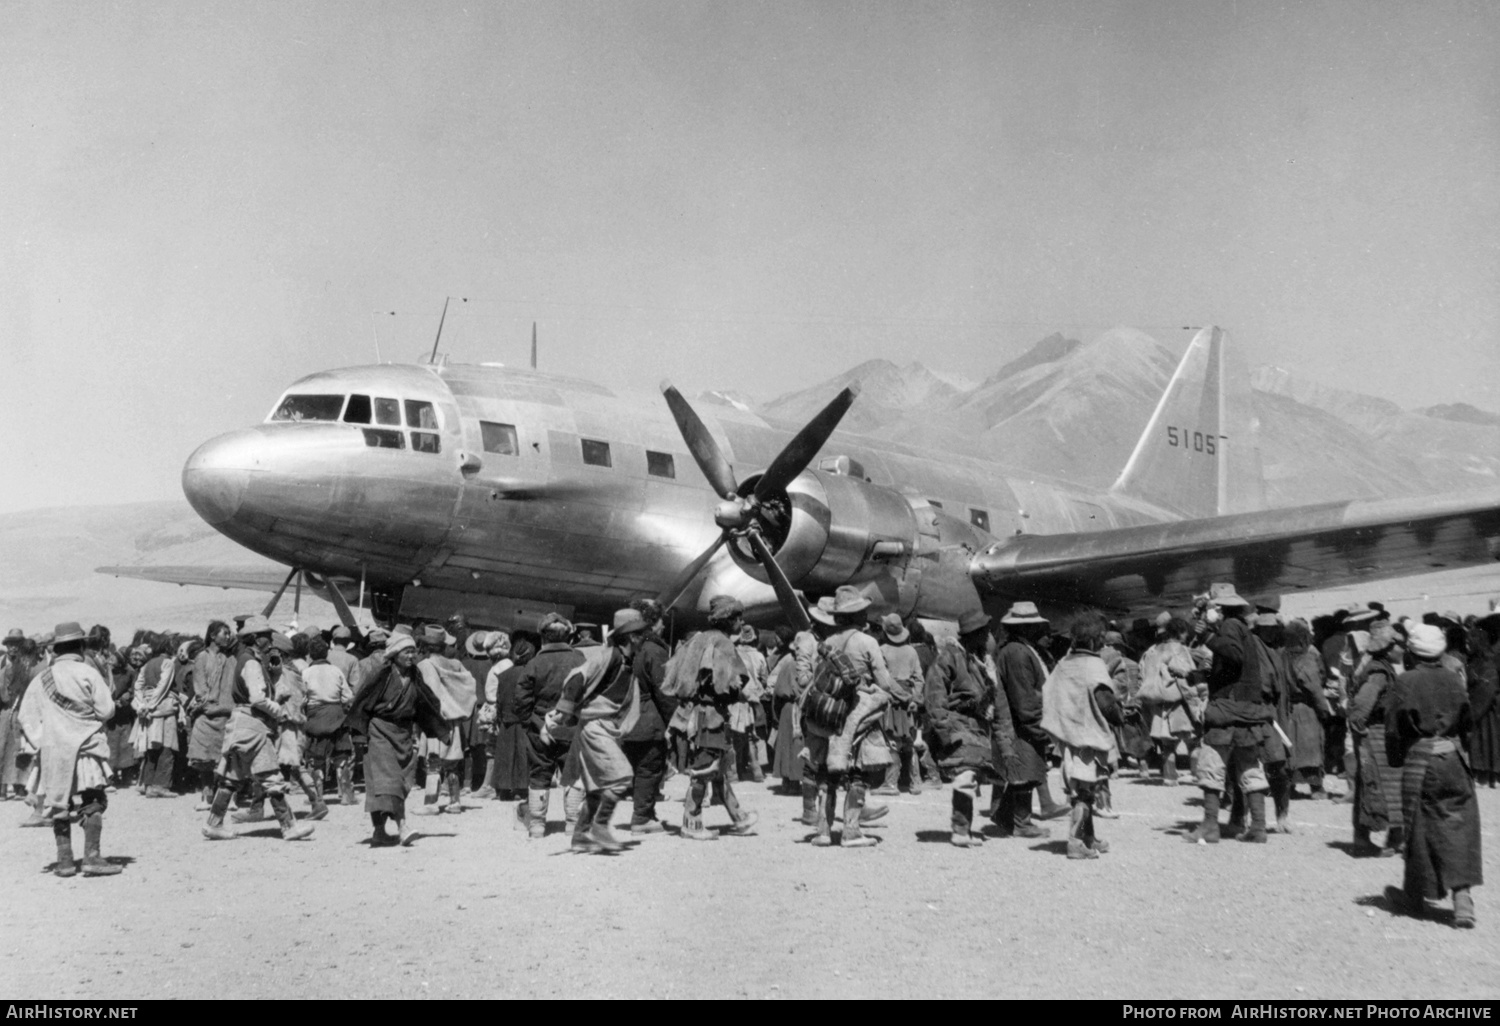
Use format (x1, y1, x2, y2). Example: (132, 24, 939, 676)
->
(1165, 427, 1222, 455)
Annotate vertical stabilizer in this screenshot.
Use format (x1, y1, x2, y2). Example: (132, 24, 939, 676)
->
(1110, 327, 1265, 518)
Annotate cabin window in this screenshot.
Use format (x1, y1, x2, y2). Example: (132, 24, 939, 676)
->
(411, 431, 441, 454)
(362, 428, 405, 449)
(374, 398, 401, 426)
(343, 394, 372, 424)
(969, 508, 990, 532)
(272, 394, 344, 422)
(481, 422, 519, 456)
(581, 438, 612, 468)
(405, 400, 439, 430)
(646, 451, 675, 478)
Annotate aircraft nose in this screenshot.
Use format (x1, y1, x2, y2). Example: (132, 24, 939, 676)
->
(182, 429, 260, 525)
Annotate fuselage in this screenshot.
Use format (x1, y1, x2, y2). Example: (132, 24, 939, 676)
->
(182, 361, 1175, 624)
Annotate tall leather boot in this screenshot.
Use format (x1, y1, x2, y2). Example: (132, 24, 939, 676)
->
(445, 768, 464, 814)
(1223, 784, 1245, 839)
(950, 773, 983, 848)
(842, 775, 876, 847)
(1186, 790, 1221, 844)
(369, 812, 394, 846)
(1241, 791, 1268, 843)
(681, 777, 718, 841)
(80, 808, 123, 875)
(415, 760, 444, 816)
(872, 758, 901, 797)
(1453, 887, 1476, 929)
(721, 774, 758, 835)
(53, 818, 77, 878)
(1013, 786, 1051, 838)
(572, 793, 601, 852)
(799, 779, 819, 826)
(589, 788, 626, 851)
(271, 792, 314, 841)
(337, 757, 357, 806)
(1161, 745, 1179, 784)
(299, 770, 329, 821)
(811, 778, 837, 847)
(1066, 801, 1098, 859)
(526, 788, 549, 839)
(562, 785, 584, 834)
(1272, 772, 1292, 834)
(203, 787, 237, 840)
(906, 745, 923, 795)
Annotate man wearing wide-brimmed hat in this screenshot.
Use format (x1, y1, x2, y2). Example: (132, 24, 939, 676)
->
(731, 623, 770, 784)
(1186, 583, 1275, 845)
(994, 601, 1060, 839)
(200, 616, 315, 843)
(874, 614, 925, 797)
(796, 586, 893, 848)
(15, 622, 122, 876)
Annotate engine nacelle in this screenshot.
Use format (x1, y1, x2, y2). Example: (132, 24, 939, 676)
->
(725, 468, 992, 628)
(730, 469, 917, 592)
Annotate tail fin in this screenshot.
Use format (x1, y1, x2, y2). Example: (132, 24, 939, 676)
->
(1110, 327, 1265, 518)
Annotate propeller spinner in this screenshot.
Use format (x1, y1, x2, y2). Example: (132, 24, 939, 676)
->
(655, 382, 861, 631)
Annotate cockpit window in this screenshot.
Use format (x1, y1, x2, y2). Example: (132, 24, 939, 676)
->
(405, 400, 439, 430)
(272, 394, 344, 422)
(481, 422, 518, 456)
(411, 431, 441, 454)
(362, 428, 405, 450)
(344, 394, 372, 424)
(374, 398, 401, 426)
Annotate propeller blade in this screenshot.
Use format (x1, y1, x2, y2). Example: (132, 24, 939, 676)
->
(657, 532, 728, 611)
(745, 528, 811, 632)
(661, 383, 739, 501)
(754, 383, 861, 501)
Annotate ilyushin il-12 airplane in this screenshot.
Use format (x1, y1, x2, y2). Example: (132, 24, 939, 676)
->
(102, 327, 1500, 633)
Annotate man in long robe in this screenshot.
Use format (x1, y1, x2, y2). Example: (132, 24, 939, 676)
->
(925, 610, 1010, 848)
(0, 630, 35, 799)
(513, 613, 585, 839)
(17, 622, 122, 877)
(621, 600, 676, 834)
(1387, 623, 1482, 928)
(414, 626, 477, 815)
(188, 622, 237, 809)
(994, 602, 1055, 838)
(345, 632, 448, 846)
(1040, 613, 1122, 860)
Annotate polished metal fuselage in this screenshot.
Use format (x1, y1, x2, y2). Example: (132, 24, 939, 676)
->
(182, 361, 1174, 623)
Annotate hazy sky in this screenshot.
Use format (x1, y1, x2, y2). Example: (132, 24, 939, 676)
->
(3, 1, 1497, 514)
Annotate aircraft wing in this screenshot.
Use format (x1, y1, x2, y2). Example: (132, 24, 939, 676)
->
(970, 488, 1500, 614)
(95, 564, 301, 593)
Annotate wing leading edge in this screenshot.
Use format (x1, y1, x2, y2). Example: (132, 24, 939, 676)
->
(970, 488, 1500, 614)
(96, 564, 306, 593)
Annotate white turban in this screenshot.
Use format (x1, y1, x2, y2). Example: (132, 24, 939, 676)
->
(1406, 624, 1446, 660)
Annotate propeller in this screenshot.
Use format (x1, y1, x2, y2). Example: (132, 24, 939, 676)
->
(655, 381, 861, 631)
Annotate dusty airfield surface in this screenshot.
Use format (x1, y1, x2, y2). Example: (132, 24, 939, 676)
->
(1, 770, 1497, 1001)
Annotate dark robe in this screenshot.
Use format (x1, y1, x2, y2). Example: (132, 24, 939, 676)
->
(106, 660, 139, 771)
(1387, 662, 1482, 901)
(491, 657, 532, 792)
(996, 638, 1049, 786)
(1284, 647, 1330, 774)
(1349, 655, 1403, 835)
(1465, 633, 1499, 783)
(924, 642, 1004, 775)
(346, 661, 447, 816)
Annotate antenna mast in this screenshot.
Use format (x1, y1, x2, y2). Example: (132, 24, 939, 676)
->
(530, 321, 537, 369)
(428, 297, 452, 364)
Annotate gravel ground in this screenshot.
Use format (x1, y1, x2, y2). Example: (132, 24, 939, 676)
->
(1, 770, 1496, 1000)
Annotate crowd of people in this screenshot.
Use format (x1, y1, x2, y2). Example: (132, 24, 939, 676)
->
(1, 583, 1493, 926)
